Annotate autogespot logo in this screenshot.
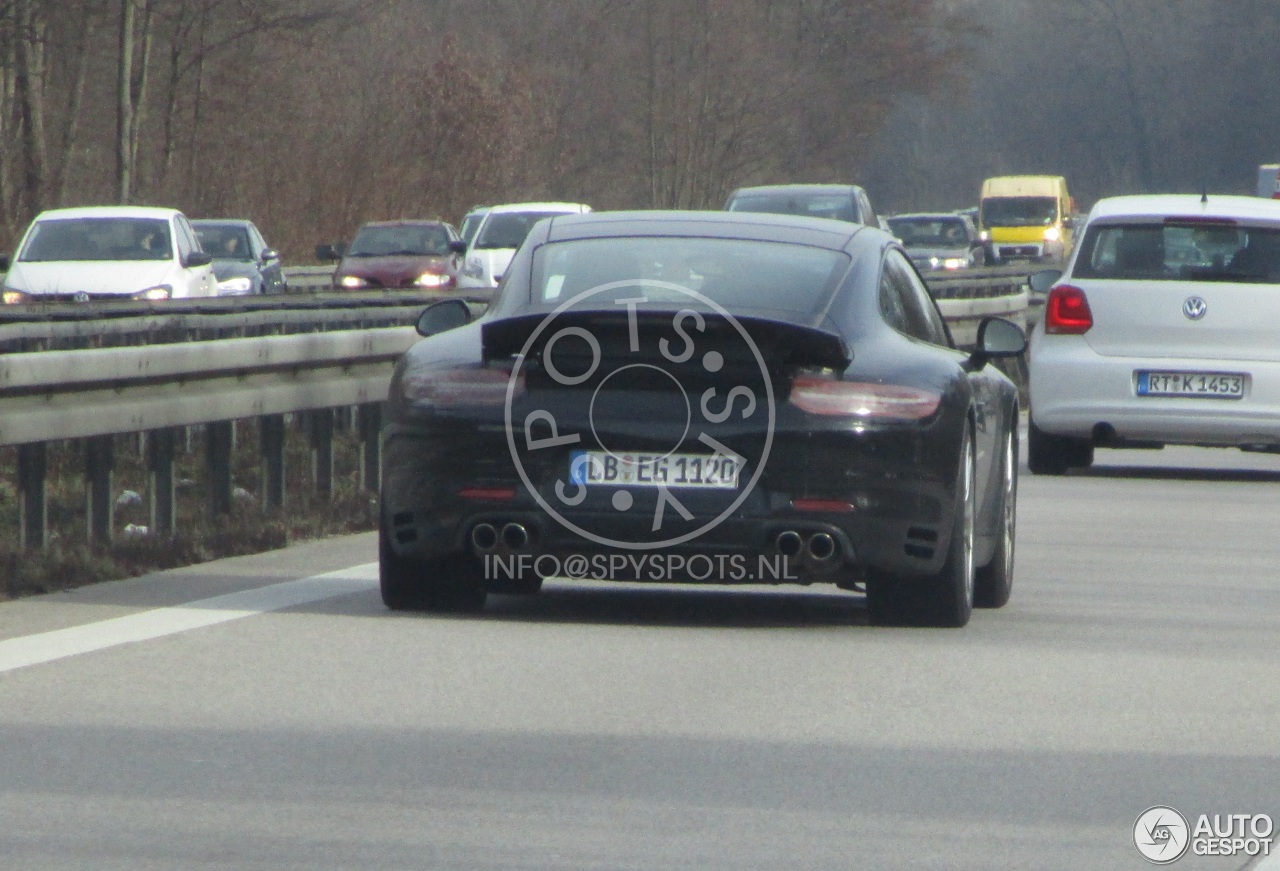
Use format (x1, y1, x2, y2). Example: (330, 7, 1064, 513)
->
(504, 280, 775, 551)
(1134, 806, 1191, 864)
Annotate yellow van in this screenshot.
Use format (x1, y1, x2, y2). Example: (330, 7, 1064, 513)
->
(978, 175, 1074, 265)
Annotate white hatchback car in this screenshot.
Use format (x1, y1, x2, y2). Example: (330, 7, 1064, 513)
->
(1, 205, 217, 304)
(457, 202, 591, 290)
(1028, 194, 1280, 474)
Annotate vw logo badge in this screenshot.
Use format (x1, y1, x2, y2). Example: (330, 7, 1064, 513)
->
(72, 291, 91, 304)
(1183, 296, 1207, 320)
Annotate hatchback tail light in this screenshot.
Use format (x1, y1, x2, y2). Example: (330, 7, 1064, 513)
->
(1044, 284, 1093, 334)
(401, 367, 523, 407)
(789, 375, 941, 420)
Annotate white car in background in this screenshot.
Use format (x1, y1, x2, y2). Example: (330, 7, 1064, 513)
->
(1, 205, 217, 304)
(457, 202, 591, 290)
(1027, 193, 1280, 474)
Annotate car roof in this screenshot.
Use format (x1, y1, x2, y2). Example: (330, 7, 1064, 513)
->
(358, 219, 452, 228)
(541, 209, 867, 250)
(1090, 194, 1280, 223)
(486, 202, 591, 215)
(728, 184, 864, 197)
(888, 212, 968, 221)
(33, 205, 183, 221)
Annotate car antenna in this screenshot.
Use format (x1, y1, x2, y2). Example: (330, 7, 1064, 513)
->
(1201, 184, 1208, 205)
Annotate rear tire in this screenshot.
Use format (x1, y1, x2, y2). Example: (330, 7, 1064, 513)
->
(1027, 418, 1093, 475)
(379, 523, 487, 612)
(867, 428, 975, 628)
(975, 428, 1016, 608)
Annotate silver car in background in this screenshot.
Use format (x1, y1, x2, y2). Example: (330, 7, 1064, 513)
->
(1027, 194, 1280, 474)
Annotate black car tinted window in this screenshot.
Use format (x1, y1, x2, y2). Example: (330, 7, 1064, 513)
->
(531, 237, 849, 317)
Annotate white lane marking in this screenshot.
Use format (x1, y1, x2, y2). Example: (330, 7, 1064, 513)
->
(0, 564, 378, 675)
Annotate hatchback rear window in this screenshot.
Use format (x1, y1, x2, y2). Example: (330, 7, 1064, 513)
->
(1074, 221, 1280, 282)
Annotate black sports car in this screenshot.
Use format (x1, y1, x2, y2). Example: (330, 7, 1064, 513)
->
(381, 211, 1025, 627)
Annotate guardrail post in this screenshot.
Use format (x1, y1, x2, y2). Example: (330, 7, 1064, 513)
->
(17, 442, 48, 549)
(148, 427, 177, 538)
(206, 421, 234, 517)
(261, 414, 286, 510)
(358, 403, 381, 493)
(310, 409, 334, 499)
(85, 435, 114, 544)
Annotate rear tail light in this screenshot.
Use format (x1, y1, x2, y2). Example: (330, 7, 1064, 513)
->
(789, 375, 941, 420)
(1044, 284, 1093, 334)
(401, 367, 523, 406)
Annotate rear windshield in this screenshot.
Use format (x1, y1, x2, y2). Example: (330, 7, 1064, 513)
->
(887, 216, 970, 247)
(19, 217, 172, 262)
(727, 192, 858, 223)
(981, 196, 1057, 227)
(474, 212, 564, 250)
(530, 237, 849, 316)
(349, 224, 452, 257)
(1074, 221, 1280, 282)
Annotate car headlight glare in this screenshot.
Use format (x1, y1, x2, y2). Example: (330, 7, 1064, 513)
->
(217, 276, 253, 294)
(132, 284, 172, 301)
(1044, 226, 1061, 242)
(339, 275, 368, 289)
(942, 257, 967, 270)
(2, 288, 29, 305)
(415, 272, 451, 288)
(979, 230, 990, 241)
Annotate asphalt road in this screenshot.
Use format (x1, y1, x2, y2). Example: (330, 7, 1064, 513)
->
(2, 442, 1280, 870)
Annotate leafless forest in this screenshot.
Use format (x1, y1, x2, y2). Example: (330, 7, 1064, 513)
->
(1, 0, 1277, 260)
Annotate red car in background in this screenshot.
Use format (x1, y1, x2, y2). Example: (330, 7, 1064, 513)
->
(316, 220, 466, 290)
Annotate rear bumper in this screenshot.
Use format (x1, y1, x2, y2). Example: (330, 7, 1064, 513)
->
(1030, 337, 1280, 447)
(381, 423, 958, 583)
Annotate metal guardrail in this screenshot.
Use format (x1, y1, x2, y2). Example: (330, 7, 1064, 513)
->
(0, 262, 1030, 550)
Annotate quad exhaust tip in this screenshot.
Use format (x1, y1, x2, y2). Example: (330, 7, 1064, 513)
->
(470, 523, 498, 554)
(807, 532, 837, 562)
(776, 530, 803, 558)
(501, 522, 529, 550)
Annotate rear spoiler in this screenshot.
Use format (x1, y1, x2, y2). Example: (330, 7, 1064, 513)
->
(482, 310, 851, 370)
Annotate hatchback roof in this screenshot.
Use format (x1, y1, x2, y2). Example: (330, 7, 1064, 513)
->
(1091, 194, 1280, 223)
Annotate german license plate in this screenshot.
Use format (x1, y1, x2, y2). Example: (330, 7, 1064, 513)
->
(1136, 371, 1245, 398)
(569, 451, 740, 489)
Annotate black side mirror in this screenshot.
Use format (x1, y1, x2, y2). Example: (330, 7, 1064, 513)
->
(316, 242, 345, 262)
(0, 253, 9, 271)
(973, 316, 1026, 360)
(1028, 269, 1062, 295)
(448, 239, 468, 255)
(260, 248, 279, 263)
(416, 298, 472, 337)
(183, 250, 213, 268)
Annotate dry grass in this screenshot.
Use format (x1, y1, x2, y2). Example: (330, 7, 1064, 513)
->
(0, 415, 377, 600)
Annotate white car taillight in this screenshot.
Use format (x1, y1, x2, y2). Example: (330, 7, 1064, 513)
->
(1044, 284, 1093, 334)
